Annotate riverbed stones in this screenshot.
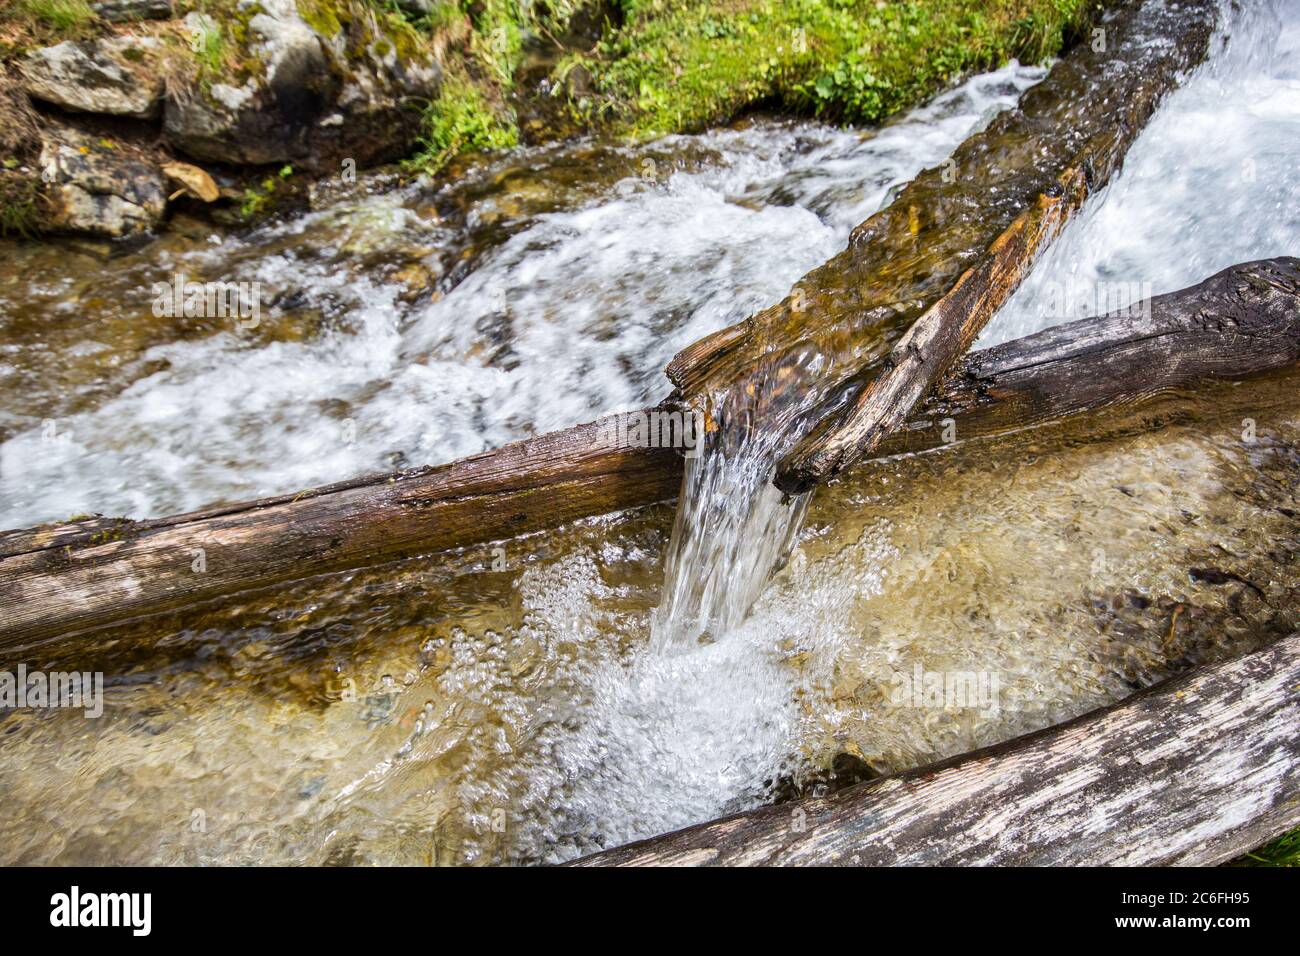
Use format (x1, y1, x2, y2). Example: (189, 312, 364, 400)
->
(37, 125, 167, 237)
(20, 37, 165, 120)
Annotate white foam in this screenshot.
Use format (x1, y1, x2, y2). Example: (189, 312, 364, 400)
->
(0, 62, 1044, 528)
(981, 0, 1300, 346)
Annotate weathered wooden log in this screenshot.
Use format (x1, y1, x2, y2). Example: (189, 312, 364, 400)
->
(2, 258, 1297, 650)
(774, 124, 1125, 493)
(668, 0, 1216, 479)
(807, 258, 1300, 460)
(569, 631, 1300, 866)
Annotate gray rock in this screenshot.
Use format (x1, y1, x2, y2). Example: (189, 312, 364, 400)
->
(165, 4, 335, 166)
(164, 0, 441, 171)
(91, 0, 175, 22)
(21, 37, 164, 120)
(38, 126, 167, 237)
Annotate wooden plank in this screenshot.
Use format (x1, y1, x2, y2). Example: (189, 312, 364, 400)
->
(569, 631, 1300, 866)
(2, 257, 1297, 650)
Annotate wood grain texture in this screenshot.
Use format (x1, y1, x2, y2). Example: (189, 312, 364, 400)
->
(570, 631, 1300, 866)
(864, 257, 1300, 459)
(3, 259, 1296, 651)
(775, 125, 1126, 492)
(0, 410, 682, 653)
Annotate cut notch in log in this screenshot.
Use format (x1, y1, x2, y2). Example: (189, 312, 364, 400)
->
(568, 630, 1300, 866)
(1, 258, 1297, 652)
(774, 123, 1125, 493)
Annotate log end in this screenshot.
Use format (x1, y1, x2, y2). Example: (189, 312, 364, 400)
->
(773, 431, 858, 495)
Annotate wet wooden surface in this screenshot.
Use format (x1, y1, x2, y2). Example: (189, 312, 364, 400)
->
(670, 0, 1218, 483)
(2, 259, 1297, 650)
(570, 631, 1300, 866)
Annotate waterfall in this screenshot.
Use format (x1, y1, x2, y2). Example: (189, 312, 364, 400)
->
(651, 392, 813, 650)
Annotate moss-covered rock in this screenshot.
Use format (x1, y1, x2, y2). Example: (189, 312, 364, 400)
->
(162, 0, 441, 171)
(20, 35, 165, 119)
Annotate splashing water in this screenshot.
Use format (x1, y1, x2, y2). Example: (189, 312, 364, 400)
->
(646, 68, 1061, 649)
(651, 400, 814, 648)
(981, 0, 1300, 346)
(653, 0, 1300, 652)
(0, 3, 1295, 867)
(0, 63, 1043, 529)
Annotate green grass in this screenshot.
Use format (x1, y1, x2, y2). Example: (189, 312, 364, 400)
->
(406, 74, 519, 176)
(190, 17, 229, 76)
(570, 0, 1098, 138)
(15, 0, 97, 33)
(0, 173, 43, 238)
(1237, 826, 1300, 866)
(0, 0, 100, 53)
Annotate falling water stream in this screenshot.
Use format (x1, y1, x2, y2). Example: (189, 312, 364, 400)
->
(0, 0, 1297, 864)
(658, 0, 1300, 650)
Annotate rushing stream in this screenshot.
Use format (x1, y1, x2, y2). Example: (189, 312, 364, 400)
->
(983, 0, 1300, 346)
(0, 62, 1045, 529)
(1, 0, 1297, 865)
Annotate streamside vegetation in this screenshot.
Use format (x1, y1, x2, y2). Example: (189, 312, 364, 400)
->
(1237, 826, 1300, 866)
(0, 0, 1099, 234)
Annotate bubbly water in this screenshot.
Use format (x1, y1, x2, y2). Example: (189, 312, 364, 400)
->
(0, 63, 1043, 529)
(656, 0, 1300, 651)
(982, 0, 1300, 346)
(652, 426, 813, 649)
(0, 1, 1296, 864)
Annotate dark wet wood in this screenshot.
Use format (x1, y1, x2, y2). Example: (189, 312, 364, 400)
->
(1, 258, 1297, 651)
(668, 0, 1217, 482)
(0, 411, 682, 653)
(823, 258, 1300, 461)
(569, 631, 1300, 866)
(775, 125, 1126, 492)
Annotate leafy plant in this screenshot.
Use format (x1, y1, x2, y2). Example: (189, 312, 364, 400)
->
(239, 164, 295, 221)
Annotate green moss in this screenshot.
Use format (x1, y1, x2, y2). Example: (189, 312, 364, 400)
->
(570, 0, 1098, 138)
(406, 74, 519, 176)
(296, 0, 345, 37)
(240, 163, 295, 221)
